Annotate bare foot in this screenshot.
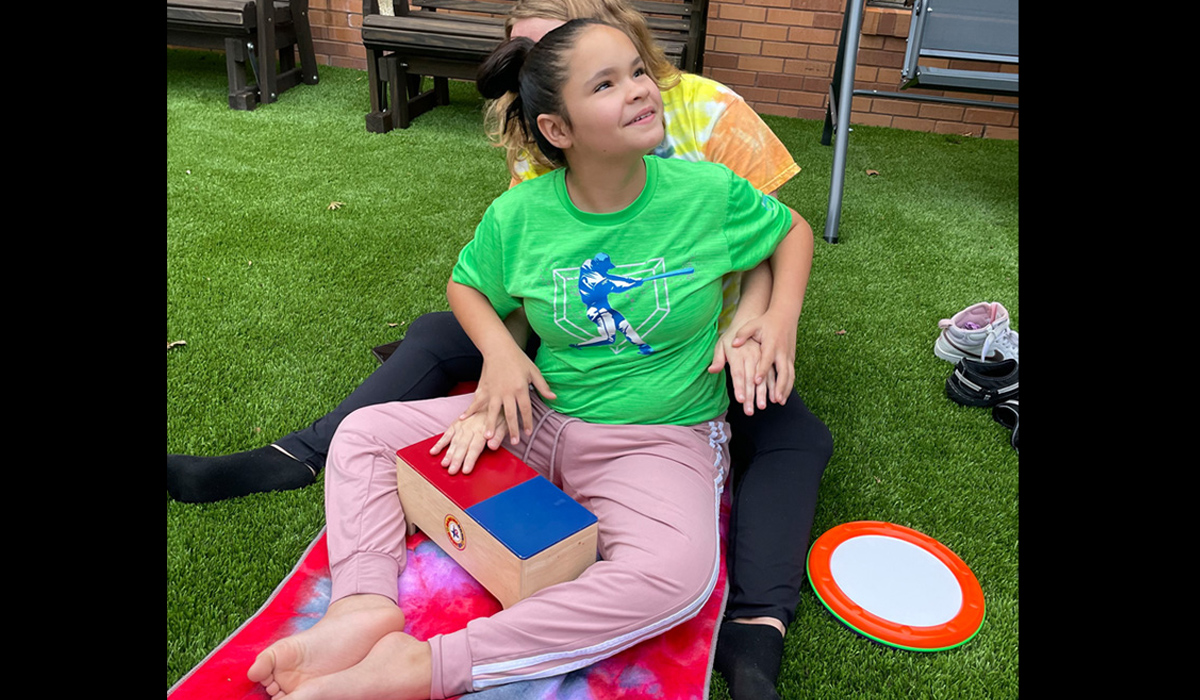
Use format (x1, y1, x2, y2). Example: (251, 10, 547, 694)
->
(247, 594, 407, 697)
(283, 631, 434, 700)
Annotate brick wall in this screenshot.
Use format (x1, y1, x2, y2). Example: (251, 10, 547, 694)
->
(703, 2, 1017, 139)
(309, 0, 369, 69)
(301, 1, 1018, 139)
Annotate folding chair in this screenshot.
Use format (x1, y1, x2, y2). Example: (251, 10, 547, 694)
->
(821, 0, 1018, 243)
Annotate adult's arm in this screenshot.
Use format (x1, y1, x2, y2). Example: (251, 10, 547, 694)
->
(733, 208, 815, 400)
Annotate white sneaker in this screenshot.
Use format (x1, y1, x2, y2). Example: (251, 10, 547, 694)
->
(934, 302, 1019, 363)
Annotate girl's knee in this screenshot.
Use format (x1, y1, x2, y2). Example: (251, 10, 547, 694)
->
(657, 564, 719, 622)
(633, 534, 721, 616)
(333, 404, 392, 443)
(328, 405, 403, 469)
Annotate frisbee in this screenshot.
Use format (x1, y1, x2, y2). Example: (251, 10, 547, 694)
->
(807, 521, 985, 651)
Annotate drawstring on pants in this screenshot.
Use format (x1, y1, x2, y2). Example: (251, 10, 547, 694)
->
(521, 403, 728, 490)
(521, 408, 580, 486)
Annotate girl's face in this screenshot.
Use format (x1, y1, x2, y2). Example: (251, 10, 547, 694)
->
(542, 24, 664, 163)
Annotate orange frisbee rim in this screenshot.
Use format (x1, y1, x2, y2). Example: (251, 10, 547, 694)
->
(807, 521, 985, 652)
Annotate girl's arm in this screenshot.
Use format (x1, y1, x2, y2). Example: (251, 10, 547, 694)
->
(730, 207, 814, 402)
(445, 279, 555, 454)
(430, 305, 534, 475)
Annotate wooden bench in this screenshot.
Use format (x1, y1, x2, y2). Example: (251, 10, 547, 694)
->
(360, 0, 709, 133)
(167, 0, 319, 110)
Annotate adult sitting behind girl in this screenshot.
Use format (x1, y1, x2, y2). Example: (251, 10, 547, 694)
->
(247, 19, 814, 700)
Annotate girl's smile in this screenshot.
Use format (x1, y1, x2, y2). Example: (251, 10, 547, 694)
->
(625, 107, 657, 126)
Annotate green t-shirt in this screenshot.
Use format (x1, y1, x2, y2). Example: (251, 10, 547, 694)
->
(452, 156, 791, 425)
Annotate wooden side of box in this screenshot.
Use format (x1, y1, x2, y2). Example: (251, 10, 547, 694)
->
(397, 457, 598, 608)
(397, 459, 524, 607)
(519, 520, 598, 600)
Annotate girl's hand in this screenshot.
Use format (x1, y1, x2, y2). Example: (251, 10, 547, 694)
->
(430, 411, 510, 475)
(708, 328, 774, 415)
(730, 309, 797, 405)
(459, 343, 555, 447)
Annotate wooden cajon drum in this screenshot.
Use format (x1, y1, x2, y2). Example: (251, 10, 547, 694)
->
(396, 434, 599, 609)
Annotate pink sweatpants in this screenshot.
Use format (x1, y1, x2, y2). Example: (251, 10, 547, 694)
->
(325, 392, 730, 698)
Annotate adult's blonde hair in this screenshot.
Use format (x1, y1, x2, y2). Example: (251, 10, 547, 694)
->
(483, 0, 683, 175)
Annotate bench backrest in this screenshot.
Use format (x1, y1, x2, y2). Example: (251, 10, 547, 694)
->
(900, 0, 1018, 93)
(371, 0, 708, 72)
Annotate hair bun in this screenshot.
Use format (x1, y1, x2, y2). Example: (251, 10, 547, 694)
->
(477, 37, 536, 99)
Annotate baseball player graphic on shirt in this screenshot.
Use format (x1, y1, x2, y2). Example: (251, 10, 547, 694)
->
(569, 253, 694, 356)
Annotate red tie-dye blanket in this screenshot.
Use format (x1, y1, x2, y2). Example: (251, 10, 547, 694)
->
(168, 504, 729, 699)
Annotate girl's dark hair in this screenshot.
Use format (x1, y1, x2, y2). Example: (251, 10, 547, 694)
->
(476, 18, 608, 167)
(484, 1, 678, 176)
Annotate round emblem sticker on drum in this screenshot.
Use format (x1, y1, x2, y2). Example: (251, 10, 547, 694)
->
(444, 515, 466, 551)
(807, 521, 985, 652)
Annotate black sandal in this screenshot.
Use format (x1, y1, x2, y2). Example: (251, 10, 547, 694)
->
(992, 399, 1019, 453)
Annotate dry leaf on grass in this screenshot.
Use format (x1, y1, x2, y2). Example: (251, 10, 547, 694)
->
(866, 169, 880, 176)
(328, 201, 346, 210)
(168, 340, 187, 350)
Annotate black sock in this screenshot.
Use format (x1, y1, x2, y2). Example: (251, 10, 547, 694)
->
(167, 445, 315, 503)
(714, 620, 785, 700)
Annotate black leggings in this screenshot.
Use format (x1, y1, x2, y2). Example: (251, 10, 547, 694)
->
(276, 311, 832, 627)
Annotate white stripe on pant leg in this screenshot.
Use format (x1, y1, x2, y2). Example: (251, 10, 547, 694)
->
(471, 431, 728, 688)
(708, 419, 729, 485)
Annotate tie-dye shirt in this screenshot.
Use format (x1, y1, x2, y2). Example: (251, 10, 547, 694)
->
(508, 73, 800, 333)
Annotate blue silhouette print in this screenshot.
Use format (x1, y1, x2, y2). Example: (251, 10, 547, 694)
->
(569, 253, 695, 356)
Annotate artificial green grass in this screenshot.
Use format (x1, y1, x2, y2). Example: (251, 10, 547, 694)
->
(167, 48, 1018, 697)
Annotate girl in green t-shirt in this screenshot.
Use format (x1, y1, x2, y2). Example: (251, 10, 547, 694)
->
(248, 19, 814, 700)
